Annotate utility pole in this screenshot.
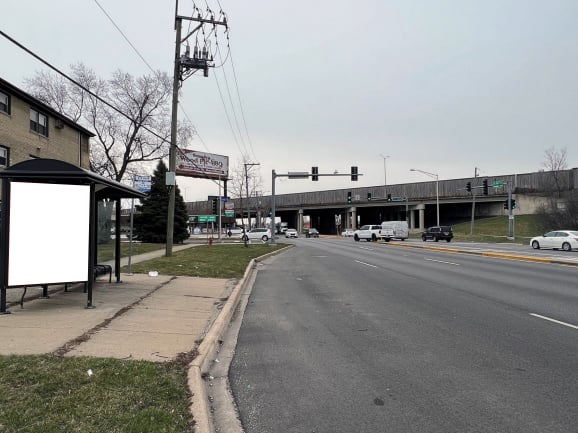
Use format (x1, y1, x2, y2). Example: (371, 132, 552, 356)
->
(166, 4, 227, 256)
(243, 162, 260, 247)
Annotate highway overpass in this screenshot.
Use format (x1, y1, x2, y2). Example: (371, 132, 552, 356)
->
(185, 168, 577, 234)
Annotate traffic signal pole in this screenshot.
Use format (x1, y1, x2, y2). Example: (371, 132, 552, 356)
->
(508, 181, 514, 239)
(270, 167, 361, 244)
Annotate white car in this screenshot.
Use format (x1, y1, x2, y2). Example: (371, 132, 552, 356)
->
(241, 228, 271, 242)
(341, 229, 355, 237)
(227, 227, 244, 237)
(285, 228, 298, 238)
(530, 230, 578, 251)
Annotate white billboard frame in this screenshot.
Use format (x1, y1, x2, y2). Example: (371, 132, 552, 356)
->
(176, 149, 229, 180)
(7, 182, 90, 286)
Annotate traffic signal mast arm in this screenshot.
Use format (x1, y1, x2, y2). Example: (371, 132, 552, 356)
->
(280, 167, 363, 180)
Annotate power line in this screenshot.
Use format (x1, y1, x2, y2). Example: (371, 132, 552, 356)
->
(213, 63, 247, 160)
(0, 30, 168, 145)
(228, 45, 256, 160)
(215, 43, 252, 160)
(91, 0, 157, 74)
(90, 0, 224, 185)
(0, 29, 221, 185)
(94, 0, 251, 178)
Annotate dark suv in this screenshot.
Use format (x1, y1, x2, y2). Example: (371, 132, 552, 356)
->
(422, 226, 453, 242)
(305, 228, 319, 238)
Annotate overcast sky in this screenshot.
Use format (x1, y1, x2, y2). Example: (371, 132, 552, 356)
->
(2, 0, 577, 201)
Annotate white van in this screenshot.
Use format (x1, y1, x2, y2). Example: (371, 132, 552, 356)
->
(380, 221, 409, 241)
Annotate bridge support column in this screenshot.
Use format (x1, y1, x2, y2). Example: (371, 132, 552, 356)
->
(298, 209, 304, 233)
(348, 207, 357, 230)
(416, 204, 426, 230)
(409, 209, 416, 229)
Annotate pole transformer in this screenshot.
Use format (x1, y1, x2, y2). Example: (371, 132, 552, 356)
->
(165, 8, 227, 256)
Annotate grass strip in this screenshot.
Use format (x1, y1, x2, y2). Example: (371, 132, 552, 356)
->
(97, 243, 165, 263)
(122, 243, 288, 278)
(0, 355, 192, 433)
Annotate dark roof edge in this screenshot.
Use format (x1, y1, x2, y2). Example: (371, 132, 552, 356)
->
(0, 76, 95, 137)
(0, 159, 146, 199)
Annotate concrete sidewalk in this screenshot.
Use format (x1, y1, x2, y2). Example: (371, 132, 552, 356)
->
(0, 243, 236, 361)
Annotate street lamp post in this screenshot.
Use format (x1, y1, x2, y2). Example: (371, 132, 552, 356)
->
(380, 154, 390, 187)
(410, 168, 439, 226)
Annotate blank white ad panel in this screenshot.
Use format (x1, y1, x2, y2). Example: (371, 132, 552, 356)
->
(8, 182, 90, 286)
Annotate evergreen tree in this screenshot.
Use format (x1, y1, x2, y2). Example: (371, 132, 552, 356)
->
(133, 160, 190, 243)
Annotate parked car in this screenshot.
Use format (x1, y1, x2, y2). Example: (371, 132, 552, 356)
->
(241, 228, 271, 242)
(305, 228, 319, 238)
(341, 228, 355, 237)
(422, 226, 453, 242)
(285, 228, 298, 238)
(530, 230, 578, 251)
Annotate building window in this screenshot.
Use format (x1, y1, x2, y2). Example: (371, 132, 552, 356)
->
(0, 146, 8, 168)
(0, 91, 9, 114)
(30, 108, 48, 137)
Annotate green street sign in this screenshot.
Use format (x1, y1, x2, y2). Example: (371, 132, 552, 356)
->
(225, 211, 234, 217)
(492, 181, 504, 188)
(197, 215, 217, 223)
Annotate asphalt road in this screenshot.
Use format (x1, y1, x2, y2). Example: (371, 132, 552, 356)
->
(229, 238, 578, 433)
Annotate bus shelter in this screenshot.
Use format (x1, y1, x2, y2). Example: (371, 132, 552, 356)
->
(0, 159, 146, 314)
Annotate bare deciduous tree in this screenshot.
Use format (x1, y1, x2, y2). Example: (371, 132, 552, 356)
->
(26, 63, 194, 183)
(227, 158, 263, 229)
(541, 146, 568, 197)
(26, 64, 194, 243)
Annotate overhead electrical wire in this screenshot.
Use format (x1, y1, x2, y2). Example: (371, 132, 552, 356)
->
(91, 0, 223, 185)
(0, 29, 168, 146)
(228, 45, 256, 161)
(92, 0, 157, 74)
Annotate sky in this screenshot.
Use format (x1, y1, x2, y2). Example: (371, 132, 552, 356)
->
(2, 0, 578, 201)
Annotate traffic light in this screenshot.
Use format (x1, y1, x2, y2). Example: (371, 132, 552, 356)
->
(466, 182, 471, 192)
(311, 166, 319, 181)
(367, 192, 372, 201)
(347, 191, 352, 204)
(387, 193, 392, 202)
(351, 166, 358, 181)
(503, 198, 516, 210)
(482, 179, 488, 195)
(211, 198, 218, 215)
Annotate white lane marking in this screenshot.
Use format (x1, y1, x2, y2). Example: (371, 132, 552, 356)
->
(530, 313, 578, 330)
(354, 260, 378, 268)
(424, 258, 460, 266)
(358, 246, 374, 251)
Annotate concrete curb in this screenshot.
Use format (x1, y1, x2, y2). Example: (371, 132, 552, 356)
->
(388, 242, 578, 266)
(186, 245, 292, 433)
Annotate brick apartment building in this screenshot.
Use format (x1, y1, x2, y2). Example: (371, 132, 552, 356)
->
(0, 77, 94, 170)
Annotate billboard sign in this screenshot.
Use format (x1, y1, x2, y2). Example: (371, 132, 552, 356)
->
(176, 149, 229, 180)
